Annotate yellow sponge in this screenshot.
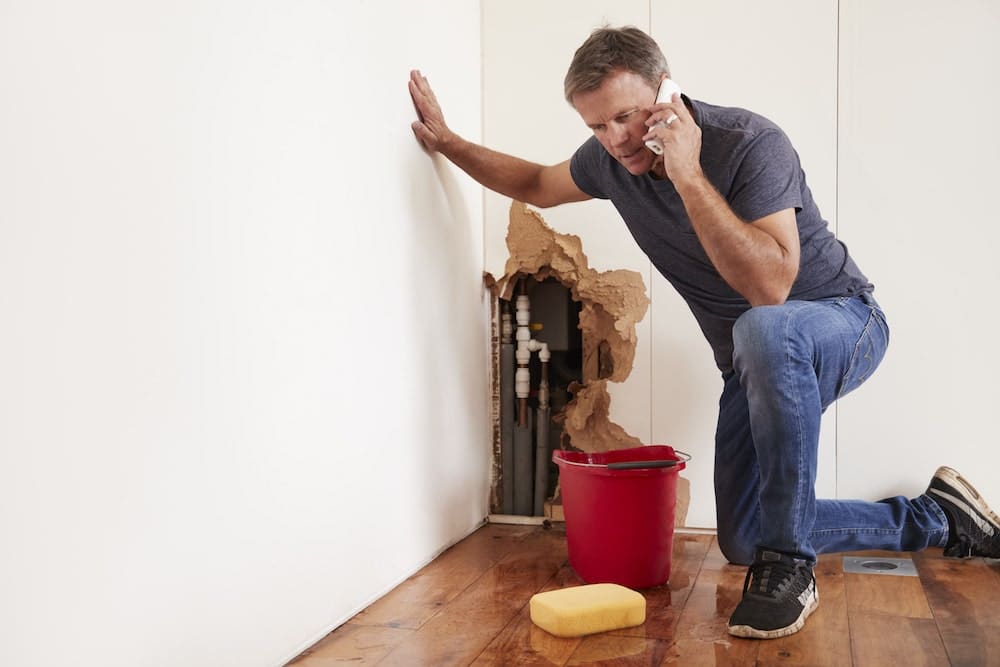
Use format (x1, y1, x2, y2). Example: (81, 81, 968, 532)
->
(529, 583, 646, 637)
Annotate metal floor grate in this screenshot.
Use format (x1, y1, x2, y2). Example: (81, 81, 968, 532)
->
(842, 556, 918, 577)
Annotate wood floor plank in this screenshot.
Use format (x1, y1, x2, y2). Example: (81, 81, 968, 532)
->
(612, 533, 713, 641)
(844, 565, 933, 620)
(849, 611, 949, 666)
(660, 539, 760, 666)
(285, 622, 412, 666)
(567, 636, 673, 665)
(470, 607, 580, 667)
(474, 533, 714, 665)
(844, 570, 933, 619)
(292, 528, 1000, 665)
(351, 523, 535, 630)
(471, 564, 584, 667)
(914, 548, 1000, 666)
(377, 527, 568, 666)
(756, 552, 852, 667)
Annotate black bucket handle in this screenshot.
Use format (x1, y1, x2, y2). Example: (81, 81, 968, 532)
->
(605, 449, 692, 470)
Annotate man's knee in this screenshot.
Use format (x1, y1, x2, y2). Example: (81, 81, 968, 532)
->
(732, 305, 790, 376)
(733, 304, 792, 352)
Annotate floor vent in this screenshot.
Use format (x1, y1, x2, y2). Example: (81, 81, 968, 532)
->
(842, 556, 918, 577)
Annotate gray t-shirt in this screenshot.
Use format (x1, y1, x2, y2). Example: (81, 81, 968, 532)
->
(570, 97, 872, 373)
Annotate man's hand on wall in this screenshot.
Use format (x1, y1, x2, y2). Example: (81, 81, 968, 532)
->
(409, 70, 455, 153)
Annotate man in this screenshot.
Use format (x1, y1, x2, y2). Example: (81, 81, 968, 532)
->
(409, 26, 1000, 639)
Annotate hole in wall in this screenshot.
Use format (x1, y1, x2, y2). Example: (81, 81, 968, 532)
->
(493, 276, 581, 516)
(486, 202, 696, 521)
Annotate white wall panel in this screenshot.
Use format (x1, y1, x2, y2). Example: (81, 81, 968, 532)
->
(483, 0, 653, 443)
(0, 2, 486, 666)
(838, 0, 1000, 502)
(651, 0, 840, 526)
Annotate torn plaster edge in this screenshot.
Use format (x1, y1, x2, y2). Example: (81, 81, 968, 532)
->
(495, 202, 650, 453)
(484, 273, 503, 515)
(561, 379, 643, 453)
(497, 202, 649, 384)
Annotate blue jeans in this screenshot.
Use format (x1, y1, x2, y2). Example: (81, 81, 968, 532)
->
(714, 293, 948, 565)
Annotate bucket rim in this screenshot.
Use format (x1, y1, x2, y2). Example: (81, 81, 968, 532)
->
(553, 446, 690, 473)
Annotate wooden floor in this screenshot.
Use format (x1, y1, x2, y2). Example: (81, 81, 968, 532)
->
(289, 523, 1000, 666)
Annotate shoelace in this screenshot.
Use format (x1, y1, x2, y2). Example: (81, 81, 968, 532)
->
(742, 560, 799, 599)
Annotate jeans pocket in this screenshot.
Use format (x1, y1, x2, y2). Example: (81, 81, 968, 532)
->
(837, 307, 889, 399)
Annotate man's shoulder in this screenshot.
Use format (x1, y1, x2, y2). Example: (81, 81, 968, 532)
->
(570, 135, 614, 199)
(692, 99, 795, 172)
(692, 98, 783, 141)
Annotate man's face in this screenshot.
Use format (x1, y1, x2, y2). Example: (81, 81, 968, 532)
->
(572, 69, 660, 176)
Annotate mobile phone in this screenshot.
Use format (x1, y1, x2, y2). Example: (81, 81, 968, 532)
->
(645, 78, 683, 155)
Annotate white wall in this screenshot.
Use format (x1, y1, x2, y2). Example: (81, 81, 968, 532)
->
(483, 0, 1000, 527)
(0, 2, 486, 666)
(837, 0, 1000, 499)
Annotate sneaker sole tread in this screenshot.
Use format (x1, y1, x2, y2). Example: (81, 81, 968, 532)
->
(727, 588, 819, 640)
(931, 466, 1000, 526)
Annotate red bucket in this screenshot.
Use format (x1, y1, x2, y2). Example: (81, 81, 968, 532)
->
(553, 445, 688, 589)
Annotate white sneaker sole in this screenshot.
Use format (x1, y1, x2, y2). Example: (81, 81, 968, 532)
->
(727, 587, 819, 640)
(930, 466, 1000, 527)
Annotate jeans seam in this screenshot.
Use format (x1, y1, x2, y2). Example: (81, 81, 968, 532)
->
(837, 305, 877, 399)
(811, 528, 900, 535)
(923, 495, 950, 547)
(925, 495, 947, 524)
(784, 309, 806, 553)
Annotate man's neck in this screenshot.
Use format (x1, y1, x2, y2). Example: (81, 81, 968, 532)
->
(649, 158, 668, 180)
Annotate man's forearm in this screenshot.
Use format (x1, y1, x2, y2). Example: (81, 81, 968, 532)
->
(409, 70, 585, 209)
(675, 175, 798, 306)
(439, 134, 549, 206)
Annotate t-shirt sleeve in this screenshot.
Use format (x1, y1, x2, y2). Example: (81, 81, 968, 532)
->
(569, 136, 611, 199)
(728, 128, 804, 223)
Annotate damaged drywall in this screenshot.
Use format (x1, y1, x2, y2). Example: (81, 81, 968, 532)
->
(487, 202, 690, 526)
(560, 380, 642, 453)
(495, 202, 649, 382)
(491, 200, 649, 454)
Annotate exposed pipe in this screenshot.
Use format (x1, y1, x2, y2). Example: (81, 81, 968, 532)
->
(513, 279, 533, 515)
(533, 343, 551, 516)
(500, 308, 515, 515)
(515, 285, 531, 428)
(511, 276, 555, 516)
(513, 411, 534, 516)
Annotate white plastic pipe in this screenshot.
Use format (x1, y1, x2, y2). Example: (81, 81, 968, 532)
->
(510, 283, 556, 517)
(515, 367, 531, 398)
(515, 293, 549, 399)
(515, 339, 550, 398)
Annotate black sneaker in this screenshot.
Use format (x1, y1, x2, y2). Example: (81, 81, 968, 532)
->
(727, 550, 818, 639)
(926, 466, 1000, 559)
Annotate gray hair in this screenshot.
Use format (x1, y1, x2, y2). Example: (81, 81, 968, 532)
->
(564, 26, 671, 105)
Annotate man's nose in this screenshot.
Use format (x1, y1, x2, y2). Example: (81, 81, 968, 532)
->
(608, 123, 629, 147)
